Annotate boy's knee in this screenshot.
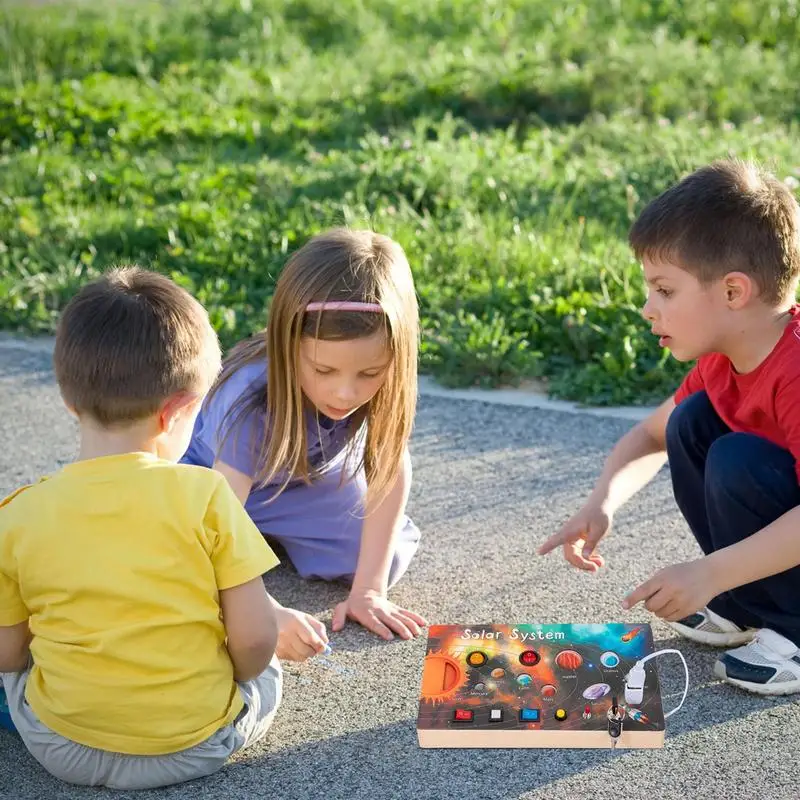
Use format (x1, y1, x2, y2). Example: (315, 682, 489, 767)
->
(706, 433, 794, 498)
(706, 433, 753, 495)
(665, 390, 713, 450)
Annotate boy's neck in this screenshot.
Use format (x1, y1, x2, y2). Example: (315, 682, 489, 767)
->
(724, 301, 795, 374)
(77, 417, 161, 462)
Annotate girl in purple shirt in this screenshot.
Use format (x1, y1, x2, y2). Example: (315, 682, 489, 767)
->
(182, 228, 425, 661)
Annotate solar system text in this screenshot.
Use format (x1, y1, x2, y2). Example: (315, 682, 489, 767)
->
(459, 628, 566, 642)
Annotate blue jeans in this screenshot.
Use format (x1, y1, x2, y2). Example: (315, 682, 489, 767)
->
(666, 391, 800, 646)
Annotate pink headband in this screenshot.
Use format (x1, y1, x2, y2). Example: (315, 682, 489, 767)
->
(305, 301, 384, 313)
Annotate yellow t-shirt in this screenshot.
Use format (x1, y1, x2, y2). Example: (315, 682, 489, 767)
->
(0, 452, 279, 755)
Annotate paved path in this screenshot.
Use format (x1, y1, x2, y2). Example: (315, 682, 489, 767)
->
(0, 338, 797, 800)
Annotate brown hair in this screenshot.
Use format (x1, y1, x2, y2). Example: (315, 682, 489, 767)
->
(208, 227, 419, 507)
(54, 266, 221, 426)
(629, 159, 800, 304)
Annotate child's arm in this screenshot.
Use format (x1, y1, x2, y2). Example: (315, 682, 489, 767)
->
(353, 447, 413, 597)
(213, 459, 252, 506)
(623, 507, 800, 621)
(624, 377, 800, 620)
(214, 459, 329, 662)
(332, 447, 427, 640)
(219, 577, 277, 682)
(0, 621, 30, 672)
(205, 475, 281, 679)
(706, 510, 800, 594)
(538, 396, 675, 570)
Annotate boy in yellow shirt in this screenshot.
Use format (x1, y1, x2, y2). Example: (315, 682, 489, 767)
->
(0, 267, 282, 789)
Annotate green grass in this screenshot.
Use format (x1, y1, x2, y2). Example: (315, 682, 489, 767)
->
(2, 0, 800, 405)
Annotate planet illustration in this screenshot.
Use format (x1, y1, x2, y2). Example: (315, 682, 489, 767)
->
(555, 649, 583, 670)
(491, 668, 505, 679)
(517, 674, 532, 687)
(420, 652, 463, 701)
(600, 651, 620, 668)
(582, 682, 611, 701)
(541, 684, 557, 698)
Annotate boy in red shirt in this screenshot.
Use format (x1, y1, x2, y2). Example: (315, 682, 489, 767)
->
(539, 159, 800, 695)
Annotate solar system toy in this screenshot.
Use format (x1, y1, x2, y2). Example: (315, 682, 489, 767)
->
(417, 623, 665, 749)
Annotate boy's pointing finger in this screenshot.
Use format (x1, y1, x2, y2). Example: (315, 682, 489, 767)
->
(622, 577, 658, 610)
(537, 527, 572, 555)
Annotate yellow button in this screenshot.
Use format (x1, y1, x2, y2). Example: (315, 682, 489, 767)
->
(466, 651, 487, 667)
(554, 708, 568, 721)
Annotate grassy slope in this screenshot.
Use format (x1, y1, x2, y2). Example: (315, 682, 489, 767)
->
(2, 0, 799, 404)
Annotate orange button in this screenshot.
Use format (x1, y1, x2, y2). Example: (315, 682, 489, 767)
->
(466, 651, 487, 667)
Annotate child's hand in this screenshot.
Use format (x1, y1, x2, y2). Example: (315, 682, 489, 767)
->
(273, 604, 329, 662)
(537, 502, 611, 572)
(332, 588, 427, 641)
(622, 559, 717, 621)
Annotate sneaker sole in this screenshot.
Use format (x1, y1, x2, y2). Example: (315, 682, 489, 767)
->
(668, 620, 756, 647)
(713, 660, 800, 695)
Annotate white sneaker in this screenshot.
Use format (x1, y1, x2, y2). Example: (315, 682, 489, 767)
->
(714, 628, 800, 696)
(666, 606, 756, 647)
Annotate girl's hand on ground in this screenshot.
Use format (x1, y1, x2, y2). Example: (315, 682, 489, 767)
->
(332, 589, 428, 641)
(537, 503, 611, 572)
(273, 604, 328, 662)
(622, 559, 715, 621)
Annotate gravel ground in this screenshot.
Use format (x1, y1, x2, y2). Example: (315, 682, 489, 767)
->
(0, 336, 797, 800)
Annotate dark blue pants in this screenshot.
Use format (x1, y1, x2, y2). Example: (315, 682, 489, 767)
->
(666, 391, 800, 646)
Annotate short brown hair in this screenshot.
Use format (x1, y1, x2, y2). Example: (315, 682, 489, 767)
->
(629, 159, 800, 304)
(54, 266, 221, 426)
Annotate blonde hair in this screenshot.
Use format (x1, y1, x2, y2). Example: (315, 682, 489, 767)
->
(208, 228, 419, 507)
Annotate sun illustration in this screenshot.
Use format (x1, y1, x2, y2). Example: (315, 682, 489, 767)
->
(420, 651, 465, 703)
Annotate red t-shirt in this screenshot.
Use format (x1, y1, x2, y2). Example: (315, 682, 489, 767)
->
(674, 305, 800, 483)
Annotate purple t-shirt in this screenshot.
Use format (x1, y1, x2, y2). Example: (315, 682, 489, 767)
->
(181, 362, 366, 541)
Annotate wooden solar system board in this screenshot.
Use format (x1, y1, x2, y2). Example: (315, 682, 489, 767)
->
(417, 623, 665, 749)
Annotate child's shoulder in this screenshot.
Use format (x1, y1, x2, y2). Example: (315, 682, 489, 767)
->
(0, 479, 53, 540)
(160, 460, 229, 494)
(770, 309, 800, 377)
(223, 360, 267, 392)
(0, 477, 50, 516)
(785, 309, 800, 350)
(206, 360, 267, 413)
(168, 462, 251, 510)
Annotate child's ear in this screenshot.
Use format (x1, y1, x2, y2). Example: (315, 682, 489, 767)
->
(58, 391, 79, 419)
(722, 272, 754, 309)
(158, 392, 202, 433)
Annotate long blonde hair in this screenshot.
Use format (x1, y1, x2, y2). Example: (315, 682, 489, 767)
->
(208, 228, 419, 508)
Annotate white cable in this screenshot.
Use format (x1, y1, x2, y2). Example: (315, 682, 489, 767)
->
(624, 648, 689, 719)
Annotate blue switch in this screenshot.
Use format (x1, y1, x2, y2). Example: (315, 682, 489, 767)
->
(519, 707, 540, 722)
(0, 686, 16, 733)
